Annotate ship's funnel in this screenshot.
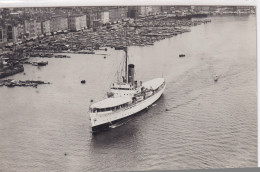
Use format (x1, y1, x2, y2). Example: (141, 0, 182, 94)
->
(128, 64, 135, 85)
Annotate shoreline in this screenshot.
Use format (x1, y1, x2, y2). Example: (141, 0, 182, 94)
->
(1, 13, 254, 79)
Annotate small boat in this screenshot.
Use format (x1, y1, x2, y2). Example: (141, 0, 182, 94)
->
(214, 75, 219, 82)
(32, 61, 48, 66)
(114, 46, 126, 50)
(54, 55, 70, 58)
(37, 61, 48, 66)
(179, 54, 185, 57)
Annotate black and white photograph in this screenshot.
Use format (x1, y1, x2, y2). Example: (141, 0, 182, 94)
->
(0, 0, 257, 171)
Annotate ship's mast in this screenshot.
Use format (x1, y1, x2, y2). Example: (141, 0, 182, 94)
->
(125, 47, 128, 83)
(124, 22, 128, 83)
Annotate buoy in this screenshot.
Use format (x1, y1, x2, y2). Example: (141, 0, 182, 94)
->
(81, 80, 86, 84)
(105, 48, 107, 51)
(90, 99, 94, 102)
(165, 109, 169, 111)
(104, 56, 106, 59)
(64, 153, 67, 156)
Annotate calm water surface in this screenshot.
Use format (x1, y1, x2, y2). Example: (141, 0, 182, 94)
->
(0, 15, 257, 171)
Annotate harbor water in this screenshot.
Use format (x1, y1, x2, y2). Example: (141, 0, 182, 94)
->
(0, 15, 257, 171)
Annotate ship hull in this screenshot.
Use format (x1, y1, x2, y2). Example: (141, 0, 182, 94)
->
(91, 106, 151, 132)
(90, 83, 166, 132)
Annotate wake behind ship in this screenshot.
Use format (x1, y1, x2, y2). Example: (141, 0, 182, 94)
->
(89, 47, 166, 132)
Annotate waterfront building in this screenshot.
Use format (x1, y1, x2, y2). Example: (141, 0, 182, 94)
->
(50, 16, 68, 33)
(0, 24, 24, 44)
(100, 11, 109, 24)
(139, 6, 153, 16)
(68, 15, 87, 31)
(79, 15, 87, 29)
(6, 25, 13, 42)
(41, 20, 51, 35)
(151, 6, 162, 15)
(86, 10, 101, 28)
(86, 12, 94, 28)
(127, 6, 139, 18)
(10, 24, 24, 43)
(108, 7, 128, 23)
(194, 6, 210, 13)
(6, 25, 20, 43)
(24, 19, 37, 39)
(208, 6, 220, 12)
(0, 56, 3, 69)
(0, 26, 8, 45)
(36, 21, 42, 36)
(236, 6, 254, 13)
(161, 6, 173, 14)
(128, 6, 161, 18)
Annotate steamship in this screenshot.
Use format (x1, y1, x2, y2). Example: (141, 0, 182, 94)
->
(89, 47, 166, 132)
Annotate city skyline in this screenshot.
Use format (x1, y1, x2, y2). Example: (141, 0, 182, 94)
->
(0, 6, 255, 47)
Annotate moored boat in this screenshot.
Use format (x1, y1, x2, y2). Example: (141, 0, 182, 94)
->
(32, 61, 48, 66)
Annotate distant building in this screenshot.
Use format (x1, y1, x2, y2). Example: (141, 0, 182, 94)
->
(100, 11, 109, 24)
(128, 6, 139, 18)
(14, 24, 24, 42)
(79, 15, 87, 29)
(0, 57, 3, 69)
(109, 7, 128, 22)
(50, 16, 68, 33)
(41, 20, 51, 35)
(6, 25, 13, 41)
(208, 6, 219, 12)
(24, 19, 37, 39)
(86, 10, 101, 28)
(161, 6, 172, 14)
(0, 26, 8, 44)
(68, 15, 87, 31)
(128, 6, 161, 18)
(138, 6, 153, 16)
(36, 21, 42, 36)
(151, 6, 162, 15)
(1, 24, 24, 44)
(236, 6, 254, 13)
(6, 25, 20, 43)
(195, 6, 210, 11)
